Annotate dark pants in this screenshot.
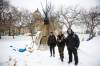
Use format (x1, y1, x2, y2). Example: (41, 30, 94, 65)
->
(50, 46, 55, 56)
(58, 46, 64, 61)
(68, 48, 78, 64)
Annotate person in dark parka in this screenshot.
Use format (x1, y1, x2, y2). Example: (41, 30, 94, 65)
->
(65, 28, 80, 65)
(57, 32, 65, 62)
(47, 32, 56, 57)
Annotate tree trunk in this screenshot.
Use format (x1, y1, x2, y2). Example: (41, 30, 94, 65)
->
(88, 27, 95, 40)
(12, 29, 15, 39)
(8, 27, 11, 36)
(18, 28, 21, 35)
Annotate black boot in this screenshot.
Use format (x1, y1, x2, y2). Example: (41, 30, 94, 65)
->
(75, 62, 78, 65)
(68, 61, 72, 64)
(50, 54, 52, 57)
(61, 58, 63, 62)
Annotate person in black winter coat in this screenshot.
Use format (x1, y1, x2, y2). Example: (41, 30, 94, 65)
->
(57, 32, 65, 62)
(47, 32, 56, 57)
(65, 28, 80, 65)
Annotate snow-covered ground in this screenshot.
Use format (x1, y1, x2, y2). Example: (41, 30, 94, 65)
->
(0, 35, 100, 66)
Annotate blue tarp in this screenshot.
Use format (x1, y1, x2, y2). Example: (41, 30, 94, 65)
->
(18, 48, 26, 52)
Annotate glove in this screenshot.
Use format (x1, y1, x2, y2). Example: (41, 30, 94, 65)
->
(75, 47, 78, 50)
(58, 40, 61, 42)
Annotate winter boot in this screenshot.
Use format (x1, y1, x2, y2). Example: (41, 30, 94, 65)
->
(75, 62, 78, 65)
(68, 61, 72, 64)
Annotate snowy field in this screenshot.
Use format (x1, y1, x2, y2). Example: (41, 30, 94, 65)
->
(0, 35, 100, 66)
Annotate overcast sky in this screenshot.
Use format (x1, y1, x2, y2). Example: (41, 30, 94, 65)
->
(9, 0, 100, 12)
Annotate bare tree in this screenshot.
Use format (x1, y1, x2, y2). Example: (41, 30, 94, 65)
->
(0, 0, 19, 39)
(87, 7, 100, 39)
(80, 9, 89, 33)
(15, 9, 31, 35)
(0, 0, 9, 38)
(80, 6, 100, 40)
(57, 7, 80, 29)
(3, 6, 19, 38)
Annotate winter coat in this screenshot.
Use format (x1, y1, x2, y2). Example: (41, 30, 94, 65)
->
(65, 33, 80, 49)
(57, 34, 65, 47)
(47, 35, 56, 47)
